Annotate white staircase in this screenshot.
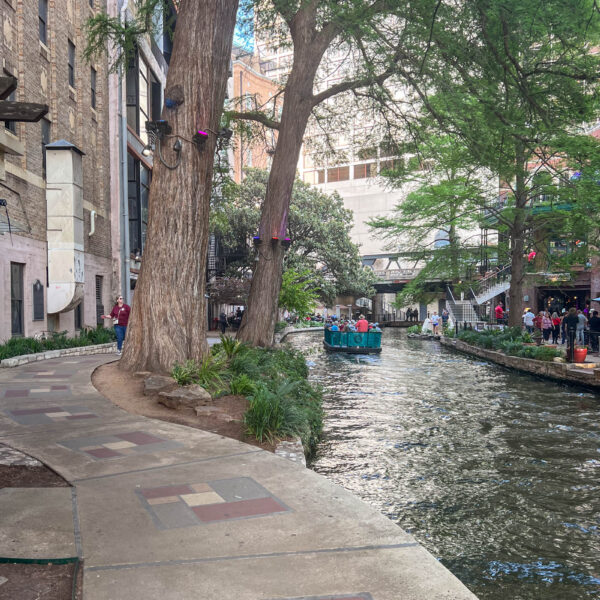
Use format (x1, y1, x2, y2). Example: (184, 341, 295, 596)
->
(471, 265, 511, 305)
(446, 286, 479, 324)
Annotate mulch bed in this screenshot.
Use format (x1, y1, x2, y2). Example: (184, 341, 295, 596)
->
(0, 562, 82, 600)
(0, 464, 69, 488)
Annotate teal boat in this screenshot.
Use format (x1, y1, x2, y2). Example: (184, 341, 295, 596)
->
(323, 329, 382, 354)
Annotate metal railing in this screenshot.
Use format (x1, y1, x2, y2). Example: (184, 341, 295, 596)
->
(470, 264, 511, 304)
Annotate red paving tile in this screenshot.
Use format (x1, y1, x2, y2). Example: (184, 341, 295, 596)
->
(115, 432, 162, 445)
(12, 407, 63, 415)
(86, 447, 122, 459)
(141, 485, 195, 499)
(5, 390, 30, 398)
(192, 497, 288, 522)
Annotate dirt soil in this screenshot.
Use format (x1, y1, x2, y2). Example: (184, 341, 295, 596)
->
(0, 465, 69, 488)
(92, 361, 276, 452)
(0, 562, 82, 600)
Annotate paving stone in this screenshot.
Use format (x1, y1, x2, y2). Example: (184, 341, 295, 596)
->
(151, 501, 200, 529)
(192, 496, 289, 522)
(209, 477, 272, 502)
(158, 384, 212, 410)
(143, 375, 177, 396)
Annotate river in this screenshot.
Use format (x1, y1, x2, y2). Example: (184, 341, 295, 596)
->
(287, 329, 600, 600)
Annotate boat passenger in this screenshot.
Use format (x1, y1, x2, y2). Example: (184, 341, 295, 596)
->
(330, 322, 339, 332)
(356, 315, 369, 333)
(372, 323, 382, 332)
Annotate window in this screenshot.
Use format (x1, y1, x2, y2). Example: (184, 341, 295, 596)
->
(354, 163, 376, 179)
(68, 40, 75, 87)
(33, 280, 44, 321)
(39, 0, 48, 45)
(327, 166, 349, 183)
(128, 155, 151, 255)
(126, 51, 160, 140)
(11, 263, 24, 337)
(74, 301, 83, 330)
(4, 80, 16, 134)
(95, 275, 103, 325)
(90, 67, 96, 109)
(41, 118, 50, 175)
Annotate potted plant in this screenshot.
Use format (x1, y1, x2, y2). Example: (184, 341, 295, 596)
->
(573, 346, 588, 363)
(532, 328, 543, 346)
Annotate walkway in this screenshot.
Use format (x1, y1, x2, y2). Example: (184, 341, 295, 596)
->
(0, 354, 477, 599)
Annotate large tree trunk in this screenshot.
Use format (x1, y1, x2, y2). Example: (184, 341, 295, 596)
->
(507, 148, 528, 328)
(237, 12, 330, 346)
(121, 0, 239, 373)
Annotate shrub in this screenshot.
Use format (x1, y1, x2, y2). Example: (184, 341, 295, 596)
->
(275, 321, 288, 333)
(407, 325, 421, 334)
(171, 360, 199, 386)
(229, 373, 257, 396)
(216, 335, 244, 359)
(244, 385, 284, 443)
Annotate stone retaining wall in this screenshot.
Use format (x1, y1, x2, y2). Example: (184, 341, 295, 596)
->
(276, 325, 324, 343)
(441, 337, 600, 389)
(0, 343, 117, 368)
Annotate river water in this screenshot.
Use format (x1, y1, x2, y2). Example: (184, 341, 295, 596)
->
(287, 329, 600, 600)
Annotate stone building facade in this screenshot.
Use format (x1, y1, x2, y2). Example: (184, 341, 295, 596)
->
(0, 0, 113, 341)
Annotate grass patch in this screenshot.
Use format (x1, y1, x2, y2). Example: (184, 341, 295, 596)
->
(456, 327, 562, 361)
(0, 327, 116, 361)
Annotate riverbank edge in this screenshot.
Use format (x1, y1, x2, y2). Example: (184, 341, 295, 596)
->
(276, 325, 324, 343)
(440, 337, 600, 389)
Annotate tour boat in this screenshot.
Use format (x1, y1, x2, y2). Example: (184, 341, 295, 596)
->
(323, 329, 382, 354)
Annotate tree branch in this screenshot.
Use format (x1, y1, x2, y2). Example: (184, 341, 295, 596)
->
(227, 111, 280, 130)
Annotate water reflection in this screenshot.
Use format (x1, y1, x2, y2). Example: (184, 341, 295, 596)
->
(288, 329, 600, 599)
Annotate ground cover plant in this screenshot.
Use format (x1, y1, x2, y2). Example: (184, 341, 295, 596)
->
(171, 337, 323, 456)
(0, 327, 117, 361)
(456, 328, 561, 361)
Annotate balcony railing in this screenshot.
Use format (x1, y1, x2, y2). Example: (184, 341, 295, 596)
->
(374, 268, 420, 280)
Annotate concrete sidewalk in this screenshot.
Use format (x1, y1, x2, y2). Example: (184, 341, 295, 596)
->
(0, 355, 477, 599)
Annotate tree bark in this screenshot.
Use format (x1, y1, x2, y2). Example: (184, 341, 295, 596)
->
(237, 10, 332, 346)
(507, 146, 528, 328)
(120, 0, 239, 373)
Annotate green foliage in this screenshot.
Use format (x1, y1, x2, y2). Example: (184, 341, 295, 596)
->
(84, 0, 172, 71)
(0, 327, 117, 360)
(407, 325, 421, 334)
(243, 385, 284, 444)
(278, 269, 319, 318)
(457, 328, 562, 361)
(211, 169, 377, 304)
(170, 355, 226, 394)
(275, 321, 288, 333)
(217, 335, 244, 359)
(229, 374, 257, 396)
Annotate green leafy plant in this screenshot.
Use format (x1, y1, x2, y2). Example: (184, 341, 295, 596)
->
(407, 325, 421, 334)
(275, 321, 288, 333)
(217, 334, 243, 359)
(229, 373, 257, 396)
(171, 360, 199, 386)
(243, 385, 284, 443)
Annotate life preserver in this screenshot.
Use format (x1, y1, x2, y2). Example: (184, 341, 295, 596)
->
(353, 333, 363, 344)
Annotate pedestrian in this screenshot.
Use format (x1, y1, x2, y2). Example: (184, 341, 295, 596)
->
(589, 310, 600, 354)
(494, 301, 504, 325)
(564, 307, 579, 361)
(219, 311, 227, 335)
(523, 308, 535, 334)
(101, 295, 131, 356)
(441, 308, 449, 329)
(551, 312, 561, 345)
(541, 311, 553, 343)
(431, 311, 441, 335)
(576, 309, 587, 345)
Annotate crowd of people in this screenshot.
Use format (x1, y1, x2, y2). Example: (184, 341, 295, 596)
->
(324, 314, 382, 333)
(522, 306, 600, 354)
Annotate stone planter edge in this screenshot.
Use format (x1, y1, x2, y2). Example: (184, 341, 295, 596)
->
(0, 342, 117, 368)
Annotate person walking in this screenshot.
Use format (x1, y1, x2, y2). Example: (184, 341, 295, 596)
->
(541, 311, 553, 343)
(494, 301, 504, 325)
(564, 307, 579, 362)
(523, 308, 535, 334)
(101, 295, 131, 356)
(431, 311, 441, 335)
(551, 312, 561, 345)
(589, 310, 600, 354)
(576, 309, 587, 345)
(218, 311, 228, 335)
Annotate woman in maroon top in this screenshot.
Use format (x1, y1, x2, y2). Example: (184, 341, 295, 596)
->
(101, 295, 131, 356)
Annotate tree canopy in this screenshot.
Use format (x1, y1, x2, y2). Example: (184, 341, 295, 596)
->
(211, 169, 377, 305)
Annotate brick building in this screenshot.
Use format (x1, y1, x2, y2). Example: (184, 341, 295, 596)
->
(231, 47, 280, 183)
(0, 0, 113, 341)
